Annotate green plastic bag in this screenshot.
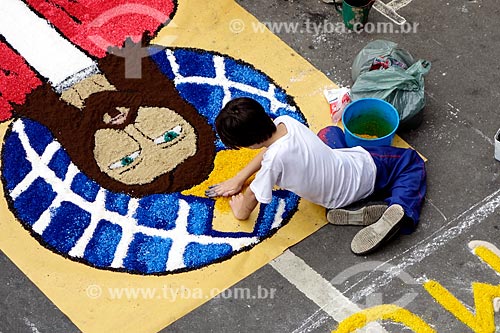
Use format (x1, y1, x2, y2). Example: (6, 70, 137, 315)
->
(351, 40, 431, 129)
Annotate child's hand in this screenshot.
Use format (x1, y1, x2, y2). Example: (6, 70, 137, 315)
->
(205, 178, 243, 198)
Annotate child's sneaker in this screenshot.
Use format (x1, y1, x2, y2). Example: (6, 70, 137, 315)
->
(350, 204, 404, 255)
(326, 202, 387, 226)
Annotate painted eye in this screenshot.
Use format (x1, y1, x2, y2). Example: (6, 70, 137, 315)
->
(109, 150, 141, 170)
(154, 125, 182, 144)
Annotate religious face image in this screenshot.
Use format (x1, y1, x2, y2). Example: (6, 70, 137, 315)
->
(94, 106, 197, 185)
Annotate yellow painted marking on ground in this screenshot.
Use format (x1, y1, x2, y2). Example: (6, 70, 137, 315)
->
(473, 245, 500, 274)
(331, 241, 500, 333)
(423, 280, 500, 333)
(332, 304, 436, 333)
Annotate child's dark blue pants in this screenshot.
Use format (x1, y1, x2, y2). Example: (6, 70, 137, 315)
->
(318, 126, 427, 233)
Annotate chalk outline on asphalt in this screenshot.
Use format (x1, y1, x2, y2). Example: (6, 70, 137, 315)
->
(283, 187, 500, 332)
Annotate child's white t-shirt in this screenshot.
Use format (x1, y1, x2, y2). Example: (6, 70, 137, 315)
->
(249, 115, 377, 209)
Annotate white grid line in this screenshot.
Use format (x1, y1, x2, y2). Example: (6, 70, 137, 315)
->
(165, 50, 298, 116)
(10, 119, 259, 271)
(6, 49, 300, 272)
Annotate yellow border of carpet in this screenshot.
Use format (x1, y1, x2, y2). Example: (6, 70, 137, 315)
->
(0, 0, 410, 332)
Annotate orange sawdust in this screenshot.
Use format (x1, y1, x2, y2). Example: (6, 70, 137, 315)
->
(182, 148, 261, 213)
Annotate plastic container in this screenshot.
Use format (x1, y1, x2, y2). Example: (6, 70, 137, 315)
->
(342, 98, 399, 147)
(334, 0, 376, 30)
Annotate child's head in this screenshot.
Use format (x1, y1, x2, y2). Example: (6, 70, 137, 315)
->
(216, 97, 276, 149)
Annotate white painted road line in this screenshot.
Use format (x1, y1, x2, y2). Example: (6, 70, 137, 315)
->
(270, 250, 387, 333)
(295, 187, 500, 332)
(0, 0, 98, 91)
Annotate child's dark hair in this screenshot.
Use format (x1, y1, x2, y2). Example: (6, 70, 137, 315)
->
(215, 97, 276, 149)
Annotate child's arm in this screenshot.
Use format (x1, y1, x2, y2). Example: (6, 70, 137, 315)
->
(205, 148, 267, 197)
(229, 188, 258, 220)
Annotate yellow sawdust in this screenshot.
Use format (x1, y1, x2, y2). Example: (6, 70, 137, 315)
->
(182, 148, 261, 213)
(474, 245, 500, 273)
(423, 280, 500, 332)
(355, 133, 379, 139)
(332, 304, 436, 333)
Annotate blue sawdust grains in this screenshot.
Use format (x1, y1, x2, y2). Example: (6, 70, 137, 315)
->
(105, 191, 131, 216)
(13, 177, 56, 226)
(71, 173, 100, 202)
(84, 220, 122, 267)
(42, 201, 92, 253)
(135, 194, 180, 230)
(183, 242, 233, 268)
(2, 131, 32, 191)
(123, 233, 172, 273)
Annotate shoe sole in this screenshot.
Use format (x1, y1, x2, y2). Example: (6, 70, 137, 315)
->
(350, 204, 404, 255)
(327, 205, 387, 226)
